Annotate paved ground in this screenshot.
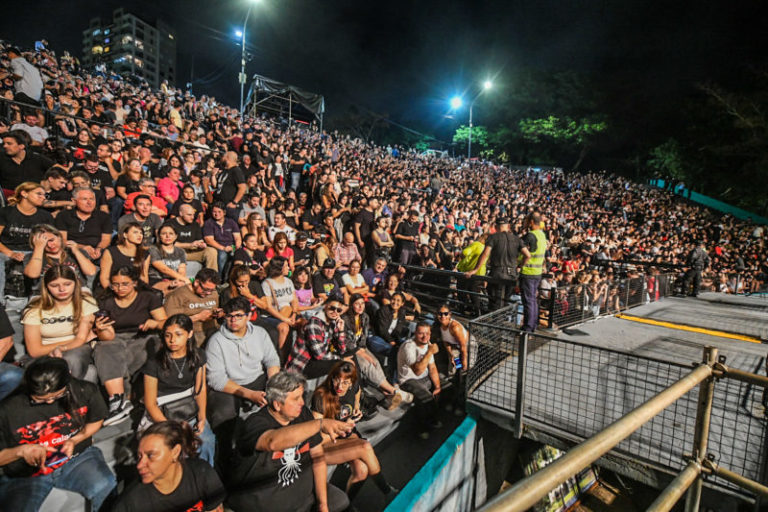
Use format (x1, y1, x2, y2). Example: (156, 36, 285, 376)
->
(468, 292, 768, 501)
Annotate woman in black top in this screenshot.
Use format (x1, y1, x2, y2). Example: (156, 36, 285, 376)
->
(67, 128, 95, 162)
(142, 314, 215, 466)
(95, 266, 167, 426)
(100, 222, 149, 290)
(114, 421, 225, 512)
(311, 362, 397, 501)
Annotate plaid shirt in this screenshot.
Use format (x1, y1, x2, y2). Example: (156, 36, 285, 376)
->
(334, 243, 361, 268)
(287, 314, 347, 373)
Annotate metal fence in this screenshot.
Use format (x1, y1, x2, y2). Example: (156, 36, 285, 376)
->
(543, 273, 677, 329)
(466, 309, 768, 503)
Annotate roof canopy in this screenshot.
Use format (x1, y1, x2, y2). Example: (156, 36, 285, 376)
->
(245, 73, 325, 124)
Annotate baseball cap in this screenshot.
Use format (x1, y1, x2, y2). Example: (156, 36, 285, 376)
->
(322, 258, 336, 269)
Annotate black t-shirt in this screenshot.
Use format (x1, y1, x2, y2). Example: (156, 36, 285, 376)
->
(312, 272, 344, 301)
(114, 458, 225, 512)
(115, 174, 142, 195)
(43, 187, 71, 212)
(354, 209, 375, 242)
(168, 218, 202, 245)
(0, 305, 15, 362)
(523, 232, 538, 253)
(300, 210, 322, 230)
(292, 246, 312, 267)
(0, 206, 53, 251)
(54, 209, 111, 248)
(232, 247, 267, 269)
(213, 166, 245, 204)
(67, 141, 95, 162)
(395, 220, 419, 249)
(99, 290, 163, 333)
(0, 153, 53, 190)
(77, 167, 113, 192)
(143, 352, 206, 396)
(230, 407, 321, 512)
(169, 198, 204, 220)
(486, 231, 524, 272)
(0, 379, 107, 478)
(311, 382, 359, 424)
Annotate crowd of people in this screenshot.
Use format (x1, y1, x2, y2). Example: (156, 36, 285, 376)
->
(0, 37, 766, 512)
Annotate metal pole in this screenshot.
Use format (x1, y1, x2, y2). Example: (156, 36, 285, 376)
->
(703, 460, 768, 499)
(716, 363, 768, 388)
(468, 103, 473, 160)
(478, 363, 713, 512)
(239, 6, 252, 117)
(684, 346, 718, 512)
(646, 461, 702, 512)
(513, 332, 529, 438)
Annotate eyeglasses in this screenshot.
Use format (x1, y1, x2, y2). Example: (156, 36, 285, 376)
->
(226, 313, 247, 320)
(30, 388, 69, 406)
(327, 306, 344, 313)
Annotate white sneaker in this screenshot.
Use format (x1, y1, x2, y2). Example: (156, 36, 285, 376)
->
(395, 388, 414, 404)
(104, 395, 133, 426)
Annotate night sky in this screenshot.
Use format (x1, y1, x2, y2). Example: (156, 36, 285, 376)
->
(3, 0, 767, 137)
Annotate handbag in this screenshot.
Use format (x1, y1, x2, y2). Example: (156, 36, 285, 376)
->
(161, 392, 199, 423)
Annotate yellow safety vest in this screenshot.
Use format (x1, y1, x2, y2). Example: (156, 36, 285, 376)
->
(521, 229, 547, 276)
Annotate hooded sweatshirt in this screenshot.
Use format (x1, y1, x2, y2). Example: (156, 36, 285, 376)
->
(206, 322, 280, 392)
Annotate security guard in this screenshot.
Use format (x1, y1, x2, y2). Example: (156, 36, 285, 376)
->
(682, 240, 710, 297)
(519, 212, 547, 332)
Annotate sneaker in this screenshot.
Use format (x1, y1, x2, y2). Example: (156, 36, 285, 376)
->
(395, 388, 413, 404)
(387, 394, 403, 411)
(104, 394, 133, 426)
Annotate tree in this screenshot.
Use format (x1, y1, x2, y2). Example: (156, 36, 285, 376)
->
(452, 125, 489, 155)
(647, 138, 686, 181)
(518, 115, 607, 171)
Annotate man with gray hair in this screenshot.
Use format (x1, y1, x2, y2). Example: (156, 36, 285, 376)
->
(227, 370, 353, 512)
(53, 187, 111, 260)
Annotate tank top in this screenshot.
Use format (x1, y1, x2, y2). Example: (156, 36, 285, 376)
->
(108, 245, 143, 271)
(440, 319, 468, 347)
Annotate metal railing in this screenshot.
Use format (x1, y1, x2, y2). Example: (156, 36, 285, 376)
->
(466, 315, 768, 510)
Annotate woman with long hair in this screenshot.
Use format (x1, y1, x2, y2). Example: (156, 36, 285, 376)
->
(343, 294, 413, 407)
(67, 127, 95, 162)
(377, 273, 421, 315)
(0, 357, 116, 511)
(141, 315, 215, 465)
(23, 224, 97, 283)
(291, 265, 321, 317)
(0, 182, 52, 298)
(370, 215, 395, 264)
(261, 257, 299, 353)
(99, 222, 149, 290)
(148, 223, 188, 295)
(22, 265, 114, 379)
(114, 421, 225, 512)
(240, 212, 270, 251)
(342, 259, 370, 299)
(95, 266, 167, 426)
(311, 362, 398, 501)
(265, 231, 294, 271)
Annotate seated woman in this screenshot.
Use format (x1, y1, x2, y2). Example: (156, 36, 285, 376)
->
(0, 357, 116, 511)
(114, 421, 225, 512)
(292, 265, 322, 318)
(141, 314, 216, 466)
(376, 273, 421, 316)
(148, 223, 188, 295)
(369, 292, 412, 375)
(264, 232, 294, 271)
(342, 259, 371, 301)
(22, 265, 114, 380)
(219, 265, 283, 353)
(100, 222, 150, 290)
(260, 257, 299, 354)
(96, 266, 168, 426)
(343, 294, 412, 408)
(232, 234, 267, 279)
(311, 362, 398, 502)
(23, 224, 97, 286)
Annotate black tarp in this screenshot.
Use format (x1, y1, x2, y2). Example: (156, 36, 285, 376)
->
(246, 73, 325, 118)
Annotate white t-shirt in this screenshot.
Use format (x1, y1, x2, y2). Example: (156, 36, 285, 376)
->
(342, 273, 365, 289)
(397, 340, 432, 383)
(10, 57, 43, 101)
(262, 277, 296, 311)
(22, 297, 98, 345)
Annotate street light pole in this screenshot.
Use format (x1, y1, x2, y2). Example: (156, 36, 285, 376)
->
(468, 102, 474, 160)
(239, 4, 254, 117)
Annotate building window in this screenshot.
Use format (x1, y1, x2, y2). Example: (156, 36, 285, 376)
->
(136, 40, 144, 50)
(169, 33, 174, 40)
(104, 29, 111, 35)
(104, 47, 110, 53)
(104, 37, 110, 44)
(92, 29, 101, 36)
(91, 45, 103, 55)
(121, 35, 132, 45)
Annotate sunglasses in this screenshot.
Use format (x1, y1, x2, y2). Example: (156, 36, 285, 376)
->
(327, 306, 344, 313)
(437, 312, 451, 317)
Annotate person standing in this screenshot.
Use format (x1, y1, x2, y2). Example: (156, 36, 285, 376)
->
(397, 323, 442, 439)
(465, 217, 530, 312)
(682, 241, 710, 298)
(519, 212, 547, 332)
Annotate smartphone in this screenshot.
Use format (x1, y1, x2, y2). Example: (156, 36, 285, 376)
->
(45, 450, 69, 468)
(94, 309, 111, 321)
(454, 357, 463, 370)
